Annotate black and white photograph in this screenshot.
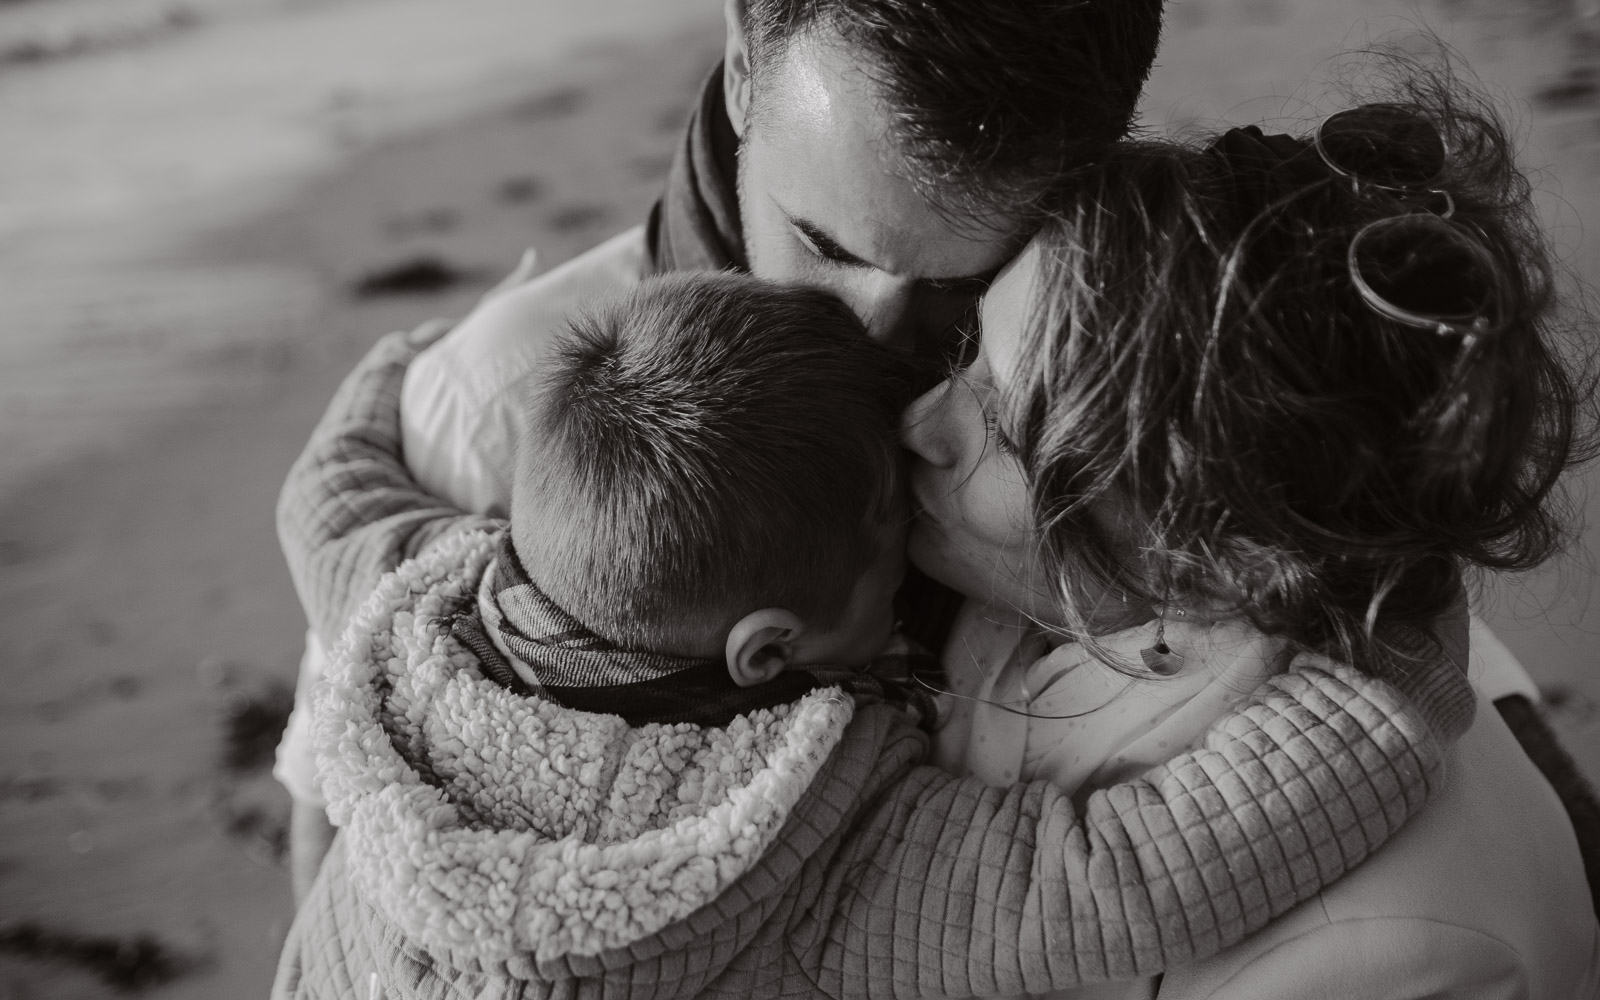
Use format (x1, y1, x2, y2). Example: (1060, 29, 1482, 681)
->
(2, 0, 1598, 996)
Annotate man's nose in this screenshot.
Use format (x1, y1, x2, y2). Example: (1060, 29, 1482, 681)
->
(899, 379, 957, 468)
(853, 276, 918, 351)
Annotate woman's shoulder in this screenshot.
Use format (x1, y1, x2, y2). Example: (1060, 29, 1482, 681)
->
(1161, 692, 1600, 999)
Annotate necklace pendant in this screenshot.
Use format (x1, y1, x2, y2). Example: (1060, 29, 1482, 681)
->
(1140, 641, 1185, 676)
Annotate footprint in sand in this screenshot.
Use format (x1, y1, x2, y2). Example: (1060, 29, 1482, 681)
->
(1536, 65, 1598, 109)
(349, 255, 483, 297)
(497, 175, 545, 205)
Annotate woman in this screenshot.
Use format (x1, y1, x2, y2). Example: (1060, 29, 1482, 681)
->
(900, 88, 1600, 995)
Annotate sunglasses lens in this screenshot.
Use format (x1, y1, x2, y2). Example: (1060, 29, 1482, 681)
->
(1320, 105, 1447, 189)
(1353, 217, 1496, 325)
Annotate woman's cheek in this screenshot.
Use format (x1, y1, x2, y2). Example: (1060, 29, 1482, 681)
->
(970, 455, 1034, 548)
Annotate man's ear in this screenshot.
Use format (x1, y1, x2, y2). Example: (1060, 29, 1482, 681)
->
(725, 608, 803, 687)
(722, 0, 753, 137)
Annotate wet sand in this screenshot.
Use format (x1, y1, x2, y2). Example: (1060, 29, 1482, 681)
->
(0, 2, 720, 995)
(0, 0, 1595, 996)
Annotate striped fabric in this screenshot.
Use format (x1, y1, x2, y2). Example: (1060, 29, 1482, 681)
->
(481, 532, 717, 688)
(467, 533, 940, 728)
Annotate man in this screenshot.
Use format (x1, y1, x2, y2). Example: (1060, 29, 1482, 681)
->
(276, 0, 1166, 899)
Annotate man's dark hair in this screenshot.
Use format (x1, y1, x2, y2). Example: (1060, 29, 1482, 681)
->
(743, 0, 1164, 217)
(511, 271, 913, 653)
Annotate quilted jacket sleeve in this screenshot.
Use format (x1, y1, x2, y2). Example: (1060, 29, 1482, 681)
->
(797, 662, 1444, 998)
(276, 325, 502, 648)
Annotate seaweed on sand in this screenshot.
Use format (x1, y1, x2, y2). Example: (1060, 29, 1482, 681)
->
(0, 922, 192, 992)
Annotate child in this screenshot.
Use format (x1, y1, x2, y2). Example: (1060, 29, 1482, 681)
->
(273, 271, 1468, 999)
(448, 274, 916, 724)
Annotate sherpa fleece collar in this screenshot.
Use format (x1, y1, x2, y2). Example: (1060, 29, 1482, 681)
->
(311, 528, 854, 967)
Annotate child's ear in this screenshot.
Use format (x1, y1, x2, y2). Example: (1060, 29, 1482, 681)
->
(722, 0, 752, 138)
(725, 608, 803, 687)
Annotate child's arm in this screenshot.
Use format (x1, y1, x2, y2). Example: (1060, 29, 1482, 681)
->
(276, 324, 501, 649)
(787, 658, 1451, 997)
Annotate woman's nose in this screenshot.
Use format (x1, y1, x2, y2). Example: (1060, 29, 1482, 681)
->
(899, 379, 958, 468)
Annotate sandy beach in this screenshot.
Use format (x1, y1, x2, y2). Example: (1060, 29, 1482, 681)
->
(0, 0, 1595, 995)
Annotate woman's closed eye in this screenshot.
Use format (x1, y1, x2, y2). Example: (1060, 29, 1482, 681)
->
(985, 408, 1020, 457)
(961, 373, 1019, 458)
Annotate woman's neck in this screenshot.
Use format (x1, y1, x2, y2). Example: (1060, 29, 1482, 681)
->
(940, 603, 1292, 797)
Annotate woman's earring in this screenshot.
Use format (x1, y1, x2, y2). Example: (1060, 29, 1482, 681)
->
(1141, 604, 1185, 676)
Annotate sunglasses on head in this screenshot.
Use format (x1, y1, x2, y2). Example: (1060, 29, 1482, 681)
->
(1314, 103, 1501, 345)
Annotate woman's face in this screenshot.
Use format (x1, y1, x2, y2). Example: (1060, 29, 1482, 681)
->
(900, 241, 1062, 624)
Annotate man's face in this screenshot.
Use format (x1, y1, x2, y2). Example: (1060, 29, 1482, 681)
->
(736, 30, 1024, 355)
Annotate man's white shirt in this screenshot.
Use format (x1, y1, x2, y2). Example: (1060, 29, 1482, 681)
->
(402, 225, 649, 515)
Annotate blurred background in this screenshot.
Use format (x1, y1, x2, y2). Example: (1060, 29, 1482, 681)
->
(0, 0, 1594, 996)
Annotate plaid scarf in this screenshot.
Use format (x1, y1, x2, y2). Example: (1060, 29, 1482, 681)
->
(644, 62, 746, 276)
(447, 534, 937, 729)
(449, 534, 814, 726)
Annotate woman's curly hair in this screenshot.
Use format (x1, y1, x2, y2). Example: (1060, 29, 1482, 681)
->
(1007, 58, 1598, 676)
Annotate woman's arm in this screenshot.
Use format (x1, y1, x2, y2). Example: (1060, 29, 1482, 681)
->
(793, 660, 1445, 998)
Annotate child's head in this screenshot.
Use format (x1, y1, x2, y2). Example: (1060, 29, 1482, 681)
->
(1005, 74, 1595, 669)
(510, 271, 912, 684)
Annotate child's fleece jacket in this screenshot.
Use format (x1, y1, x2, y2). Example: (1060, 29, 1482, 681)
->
(272, 329, 1475, 1000)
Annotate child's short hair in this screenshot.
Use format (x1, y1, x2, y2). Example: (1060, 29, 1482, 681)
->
(510, 271, 913, 652)
(1010, 65, 1597, 671)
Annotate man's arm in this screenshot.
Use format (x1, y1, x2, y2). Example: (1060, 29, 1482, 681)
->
(276, 322, 500, 649)
(792, 660, 1446, 998)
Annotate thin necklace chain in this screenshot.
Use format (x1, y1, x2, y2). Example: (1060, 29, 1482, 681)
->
(908, 661, 1136, 721)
